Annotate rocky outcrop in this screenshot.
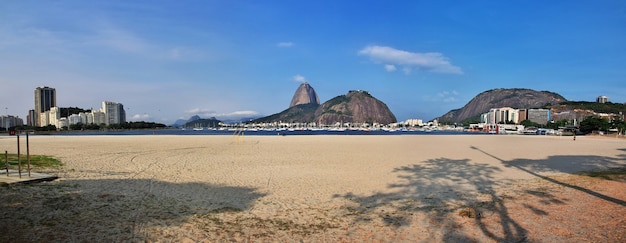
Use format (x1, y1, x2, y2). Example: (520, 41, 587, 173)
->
(253, 90, 397, 125)
(314, 90, 397, 125)
(289, 83, 320, 108)
(437, 88, 567, 123)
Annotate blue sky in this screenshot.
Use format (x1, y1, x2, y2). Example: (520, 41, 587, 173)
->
(1, 1, 625, 124)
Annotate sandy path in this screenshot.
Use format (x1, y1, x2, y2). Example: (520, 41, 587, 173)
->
(0, 134, 624, 242)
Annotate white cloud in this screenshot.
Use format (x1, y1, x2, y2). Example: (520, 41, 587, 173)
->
(277, 42, 294, 47)
(384, 64, 397, 72)
(293, 74, 307, 83)
(131, 113, 151, 121)
(437, 90, 460, 103)
(358, 45, 463, 74)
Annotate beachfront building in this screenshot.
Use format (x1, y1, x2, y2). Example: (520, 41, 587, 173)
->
(481, 107, 520, 124)
(57, 117, 69, 129)
(68, 114, 81, 125)
(40, 107, 61, 127)
(102, 101, 126, 125)
(405, 119, 424, 127)
(527, 109, 550, 125)
(0, 115, 24, 130)
(34, 86, 56, 126)
(93, 110, 106, 125)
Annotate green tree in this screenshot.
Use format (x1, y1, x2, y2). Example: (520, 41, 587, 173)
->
(579, 116, 610, 134)
(610, 117, 626, 135)
(520, 120, 540, 128)
(545, 119, 570, 129)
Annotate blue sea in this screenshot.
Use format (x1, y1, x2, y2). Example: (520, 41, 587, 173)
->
(51, 128, 479, 136)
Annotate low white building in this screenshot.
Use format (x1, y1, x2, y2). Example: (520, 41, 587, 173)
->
(405, 119, 423, 126)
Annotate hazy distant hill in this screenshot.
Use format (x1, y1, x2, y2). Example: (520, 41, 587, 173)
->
(184, 117, 221, 128)
(437, 88, 567, 123)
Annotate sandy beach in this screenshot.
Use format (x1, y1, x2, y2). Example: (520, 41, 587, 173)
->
(1, 134, 625, 242)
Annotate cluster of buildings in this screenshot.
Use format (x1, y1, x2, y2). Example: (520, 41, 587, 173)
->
(480, 108, 550, 125)
(471, 95, 618, 134)
(0, 86, 126, 130)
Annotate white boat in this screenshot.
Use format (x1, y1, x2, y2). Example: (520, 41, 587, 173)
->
(193, 127, 204, 131)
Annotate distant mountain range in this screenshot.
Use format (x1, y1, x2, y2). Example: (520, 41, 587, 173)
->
(173, 87, 624, 127)
(250, 83, 397, 125)
(252, 89, 396, 125)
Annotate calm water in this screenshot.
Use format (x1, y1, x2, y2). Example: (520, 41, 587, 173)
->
(47, 128, 479, 136)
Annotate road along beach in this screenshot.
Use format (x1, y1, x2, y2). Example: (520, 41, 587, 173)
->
(1, 135, 624, 242)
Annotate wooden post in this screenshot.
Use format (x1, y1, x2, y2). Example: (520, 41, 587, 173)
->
(27, 132, 31, 177)
(17, 133, 21, 178)
(4, 151, 8, 176)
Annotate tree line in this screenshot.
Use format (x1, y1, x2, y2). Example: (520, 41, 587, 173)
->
(13, 121, 167, 132)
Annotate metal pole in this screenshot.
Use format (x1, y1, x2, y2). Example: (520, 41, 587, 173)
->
(27, 132, 31, 177)
(4, 151, 8, 176)
(17, 132, 21, 178)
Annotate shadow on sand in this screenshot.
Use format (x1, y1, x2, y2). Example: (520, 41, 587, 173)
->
(335, 146, 626, 242)
(0, 178, 266, 242)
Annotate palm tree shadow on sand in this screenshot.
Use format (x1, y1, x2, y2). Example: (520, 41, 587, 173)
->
(0, 178, 267, 242)
(335, 147, 626, 242)
(472, 145, 626, 207)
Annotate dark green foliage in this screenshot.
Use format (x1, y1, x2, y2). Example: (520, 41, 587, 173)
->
(324, 95, 351, 108)
(60, 107, 90, 117)
(579, 116, 610, 134)
(108, 121, 167, 129)
(610, 117, 626, 133)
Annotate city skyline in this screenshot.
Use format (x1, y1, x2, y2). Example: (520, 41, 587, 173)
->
(1, 1, 625, 124)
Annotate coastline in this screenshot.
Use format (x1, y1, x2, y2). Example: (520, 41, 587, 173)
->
(1, 135, 624, 241)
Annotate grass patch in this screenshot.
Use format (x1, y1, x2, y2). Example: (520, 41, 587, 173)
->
(0, 154, 62, 170)
(578, 167, 626, 180)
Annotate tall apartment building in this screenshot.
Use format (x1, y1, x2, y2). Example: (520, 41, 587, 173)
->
(102, 101, 126, 125)
(1, 115, 24, 130)
(34, 86, 56, 126)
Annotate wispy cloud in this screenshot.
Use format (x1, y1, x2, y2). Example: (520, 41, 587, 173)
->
(358, 45, 463, 74)
(384, 64, 397, 72)
(277, 41, 294, 47)
(438, 90, 459, 102)
(293, 74, 307, 83)
(423, 90, 460, 103)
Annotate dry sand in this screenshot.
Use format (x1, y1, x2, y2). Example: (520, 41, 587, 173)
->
(1, 134, 625, 242)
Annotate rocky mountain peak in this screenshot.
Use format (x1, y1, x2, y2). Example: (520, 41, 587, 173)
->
(289, 82, 320, 108)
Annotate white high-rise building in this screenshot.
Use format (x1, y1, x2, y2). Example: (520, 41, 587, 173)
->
(102, 101, 126, 125)
(92, 110, 106, 125)
(68, 114, 82, 125)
